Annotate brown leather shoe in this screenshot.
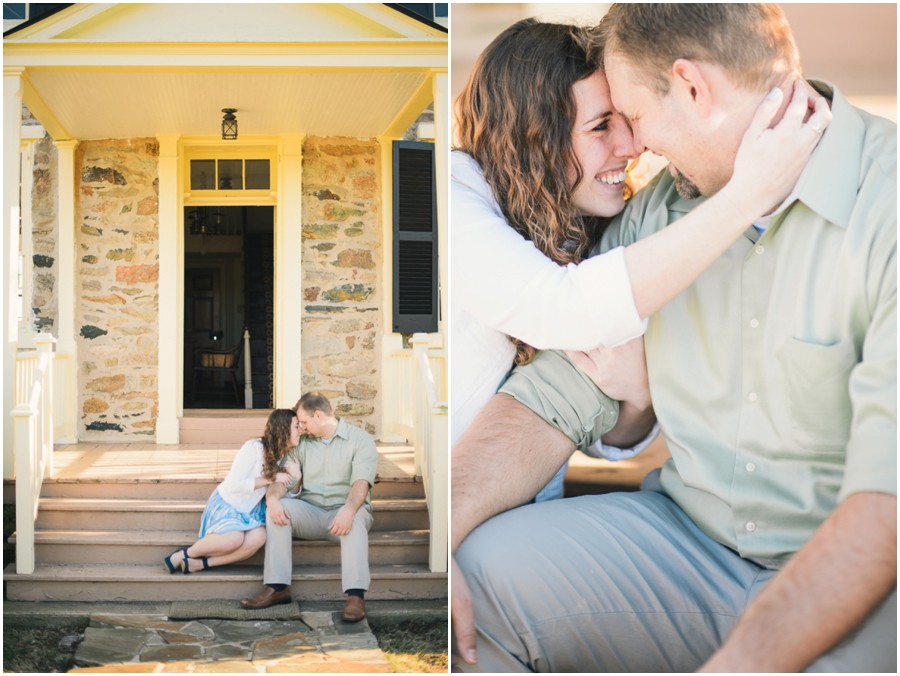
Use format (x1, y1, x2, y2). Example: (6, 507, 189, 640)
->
(342, 595, 366, 622)
(240, 586, 292, 610)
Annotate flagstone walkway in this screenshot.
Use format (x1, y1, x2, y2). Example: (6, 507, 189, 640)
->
(69, 608, 390, 673)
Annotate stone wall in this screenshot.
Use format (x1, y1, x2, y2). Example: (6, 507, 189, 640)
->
(31, 134, 58, 333)
(76, 139, 160, 439)
(301, 138, 382, 436)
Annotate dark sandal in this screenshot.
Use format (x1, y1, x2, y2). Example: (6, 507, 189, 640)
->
(163, 546, 189, 574)
(181, 555, 210, 574)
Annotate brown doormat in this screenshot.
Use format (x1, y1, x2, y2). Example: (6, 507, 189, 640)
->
(169, 599, 304, 621)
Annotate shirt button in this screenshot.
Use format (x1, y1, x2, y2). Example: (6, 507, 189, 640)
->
(746, 521, 757, 533)
(748, 392, 758, 402)
(749, 318, 759, 329)
(746, 462, 757, 472)
(755, 245, 765, 255)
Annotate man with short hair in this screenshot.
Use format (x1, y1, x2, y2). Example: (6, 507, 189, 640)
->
(453, 4, 896, 672)
(241, 392, 378, 622)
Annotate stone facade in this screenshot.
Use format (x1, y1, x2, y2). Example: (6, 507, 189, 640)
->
(31, 133, 58, 333)
(28, 134, 387, 440)
(75, 139, 160, 439)
(301, 137, 382, 436)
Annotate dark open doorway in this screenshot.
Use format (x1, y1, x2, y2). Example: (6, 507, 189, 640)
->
(183, 206, 274, 409)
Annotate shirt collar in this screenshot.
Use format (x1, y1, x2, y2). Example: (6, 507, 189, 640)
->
(666, 81, 864, 230)
(331, 417, 350, 440)
(789, 80, 864, 229)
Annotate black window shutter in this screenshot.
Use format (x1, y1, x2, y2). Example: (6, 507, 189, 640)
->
(393, 141, 438, 333)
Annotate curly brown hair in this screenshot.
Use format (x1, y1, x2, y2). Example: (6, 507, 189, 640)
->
(260, 408, 296, 481)
(455, 18, 610, 364)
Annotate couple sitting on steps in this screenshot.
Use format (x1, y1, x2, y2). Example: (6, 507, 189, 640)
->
(163, 392, 377, 622)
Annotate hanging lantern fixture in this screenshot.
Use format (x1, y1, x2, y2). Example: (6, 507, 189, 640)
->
(221, 108, 238, 140)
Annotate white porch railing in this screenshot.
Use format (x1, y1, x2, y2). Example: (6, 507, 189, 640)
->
(13, 332, 55, 574)
(409, 334, 448, 574)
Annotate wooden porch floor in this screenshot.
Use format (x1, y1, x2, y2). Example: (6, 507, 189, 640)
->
(44, 442, 418, 484)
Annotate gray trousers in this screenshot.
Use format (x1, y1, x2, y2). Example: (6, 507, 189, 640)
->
(264, 498, 373, 592)
(456, 481, 897, 672)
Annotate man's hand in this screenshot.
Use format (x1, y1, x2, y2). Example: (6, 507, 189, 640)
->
(266, 481, 290, 525)
(329, 505, 356, 536)
(274, 471, 293, 486)
(266, 498, 290, 526)
(451, 557, 477, 667)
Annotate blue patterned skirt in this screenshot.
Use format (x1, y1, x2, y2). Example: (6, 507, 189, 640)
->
(198, 487, 267, 538)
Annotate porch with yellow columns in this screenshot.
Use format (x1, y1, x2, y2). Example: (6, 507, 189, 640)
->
(275, 134, 304, 407)
(3, 67, 24, 477)
(156, 135, 180, 443)
(54, 139, 78, 444)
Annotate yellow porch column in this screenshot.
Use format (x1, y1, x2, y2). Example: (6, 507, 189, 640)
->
(156, 135, 180, 443)
(3, 67, 24, 477)
(432, 71, 448, 343)
(276, 134, 303, 407)
(53, 139, 78, 444)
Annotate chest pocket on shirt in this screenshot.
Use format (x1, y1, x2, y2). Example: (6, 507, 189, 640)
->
(776, 337, 856, 454)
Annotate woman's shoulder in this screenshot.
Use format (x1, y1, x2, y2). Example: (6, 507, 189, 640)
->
(238, 438, 264, 454)
(451, 150, 487, 183)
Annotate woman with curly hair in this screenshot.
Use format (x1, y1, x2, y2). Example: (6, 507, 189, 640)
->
(163, 408, 302, 573)
(451, 18, 830, 500)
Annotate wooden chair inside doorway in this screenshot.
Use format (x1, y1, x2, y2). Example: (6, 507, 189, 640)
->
(191, 338, 243, 405)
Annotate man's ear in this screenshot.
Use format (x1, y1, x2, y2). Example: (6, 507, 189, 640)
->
(670, 58, 713, 117)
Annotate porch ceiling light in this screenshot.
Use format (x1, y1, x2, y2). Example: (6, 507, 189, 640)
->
(221, 108, 238, 140)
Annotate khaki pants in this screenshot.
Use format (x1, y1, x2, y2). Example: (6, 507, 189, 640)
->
(264, 498, 373, 592)
(457, 476, 897, 673)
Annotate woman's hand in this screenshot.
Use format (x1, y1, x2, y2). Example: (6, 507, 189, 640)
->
(565, 337, 650, 409)
(723, 79, 832, 221)
(283, 458, 302, 482)
(274, 471, 293, 487)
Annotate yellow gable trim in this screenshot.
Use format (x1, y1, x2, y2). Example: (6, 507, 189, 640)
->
(5, 3, 447, 43)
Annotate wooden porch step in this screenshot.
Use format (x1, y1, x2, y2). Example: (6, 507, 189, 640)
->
(38, 477, 424, 501)
(34, 497, 430, 532)
(3, 562, 448, 602)
(14, 529, 430, 566)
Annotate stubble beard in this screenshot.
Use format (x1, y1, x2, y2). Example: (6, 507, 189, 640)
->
(673, 172, 702, 200)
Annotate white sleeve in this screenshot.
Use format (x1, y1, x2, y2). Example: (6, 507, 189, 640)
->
(582, 422, 660, 461)
(451, 152, 645, 351)
(221, 440, 260, 496)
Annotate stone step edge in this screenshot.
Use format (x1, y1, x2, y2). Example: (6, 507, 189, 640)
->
(11, 529, 430, 546)
(3, 562, 448, 582)
(35, 497, 427, 511)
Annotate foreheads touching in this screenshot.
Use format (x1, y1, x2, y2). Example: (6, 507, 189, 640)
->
(599, 3, 801, 97)
(293, 392, 333, 435)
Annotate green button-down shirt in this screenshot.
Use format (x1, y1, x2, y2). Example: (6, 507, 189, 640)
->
(501, 82, 896, 565)
(290, 418, 378, 509)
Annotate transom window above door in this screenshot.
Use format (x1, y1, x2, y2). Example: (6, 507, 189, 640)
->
(190, 158, 270, 191)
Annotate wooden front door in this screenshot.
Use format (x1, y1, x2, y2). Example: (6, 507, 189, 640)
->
(184, 268, 222, 406)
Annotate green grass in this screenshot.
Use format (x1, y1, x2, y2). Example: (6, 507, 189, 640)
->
(2, 615, 89, 673)
(369, 617, 448, 673)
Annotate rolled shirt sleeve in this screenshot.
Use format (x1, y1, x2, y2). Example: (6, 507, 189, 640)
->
(498, 350, 619, 452)
(839, 194, 897, 501)
(350, 433, 379, 489)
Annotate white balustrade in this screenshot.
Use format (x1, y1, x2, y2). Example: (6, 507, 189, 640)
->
(13, 332, 55, 574)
